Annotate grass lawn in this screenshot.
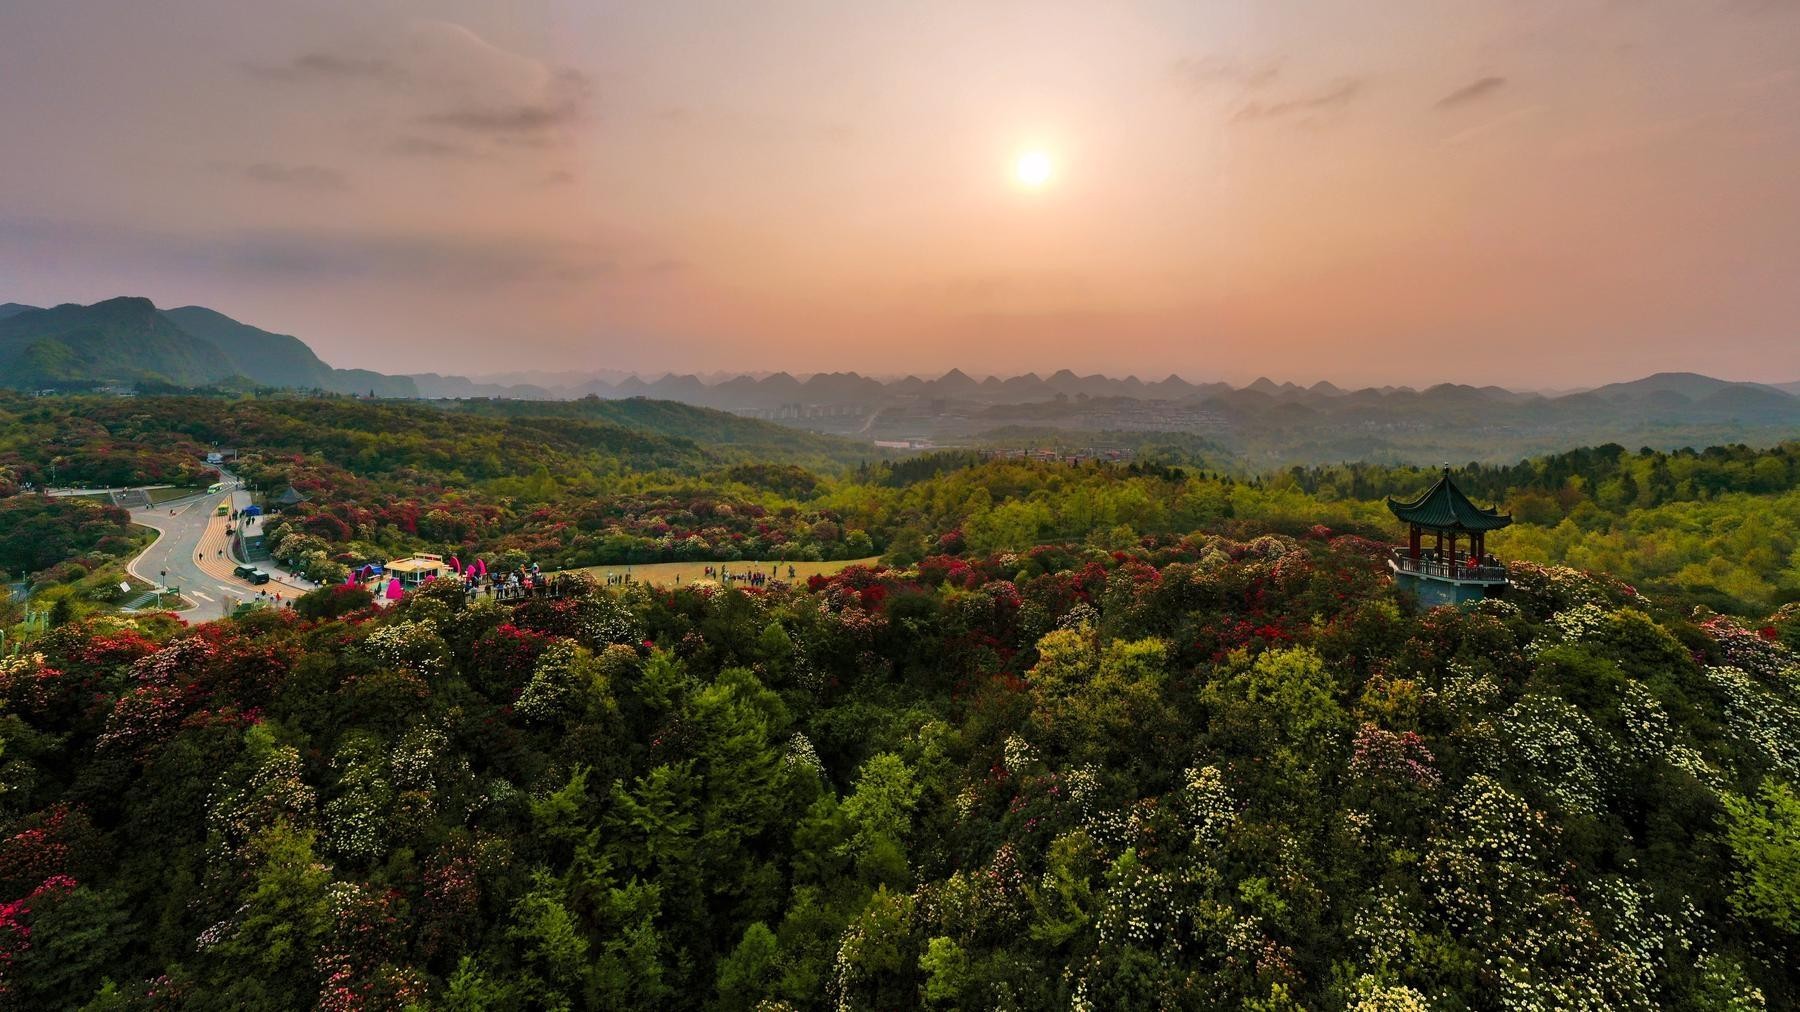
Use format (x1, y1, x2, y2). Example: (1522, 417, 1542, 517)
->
(145, 485, 197, 505)
(116, 527, 194, 610)
(568, 557, 882, 587)
(113, 568, 195, 611)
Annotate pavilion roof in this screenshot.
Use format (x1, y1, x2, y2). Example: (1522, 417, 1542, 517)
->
(385, 554, 446, 574)
(1386, 467, 1513, 532)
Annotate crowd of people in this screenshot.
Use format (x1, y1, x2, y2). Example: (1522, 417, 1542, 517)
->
(702, 562, 797, 588)
(451, 562, 583, 601)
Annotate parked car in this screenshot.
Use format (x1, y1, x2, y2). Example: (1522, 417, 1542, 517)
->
(234, 564, 270, 585)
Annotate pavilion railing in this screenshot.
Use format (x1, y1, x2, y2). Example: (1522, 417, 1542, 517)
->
(1389, 548, 1507, 584)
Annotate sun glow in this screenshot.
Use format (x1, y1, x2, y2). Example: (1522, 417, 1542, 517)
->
(1014, 150, 1053, 189)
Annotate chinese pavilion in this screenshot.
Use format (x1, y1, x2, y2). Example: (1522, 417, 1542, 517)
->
(1385, 466, 1512, 606)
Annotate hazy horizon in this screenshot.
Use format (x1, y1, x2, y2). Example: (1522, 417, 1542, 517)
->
(4, 1, 1799, 387)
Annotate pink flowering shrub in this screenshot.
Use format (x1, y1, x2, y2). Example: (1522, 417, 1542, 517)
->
(1349, 723, 1442, 790)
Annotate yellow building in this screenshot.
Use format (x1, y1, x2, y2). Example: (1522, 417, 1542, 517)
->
(385, 553, 449, 587)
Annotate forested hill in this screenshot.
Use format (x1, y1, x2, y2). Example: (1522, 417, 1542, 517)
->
(0, 393, 872, 490)
(3, 530, 1799, 1006)
(4, 391, 1800, 1004)
(438, 396, 882, 470)
(5, 394, 1797, 615)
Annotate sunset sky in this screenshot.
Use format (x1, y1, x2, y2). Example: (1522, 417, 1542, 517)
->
(3, 1, 1798, 386)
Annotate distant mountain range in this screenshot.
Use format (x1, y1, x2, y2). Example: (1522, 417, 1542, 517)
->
(418, 364, 1800, 417)
(422, 362, 1800, 415)
(4, 298, 1797, 465)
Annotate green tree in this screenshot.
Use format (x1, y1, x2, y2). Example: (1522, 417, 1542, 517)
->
(505, 873, 590, 1010)
(840, 753, 920, 875)
(715, 921, 780, 1010)
(199, 822, 333, 1008)
(919, 935, 973, 1006)
(1723, 779, 1800, 934)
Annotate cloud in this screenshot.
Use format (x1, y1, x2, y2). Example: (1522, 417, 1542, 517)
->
(1170, 55, 1282, 94)
(1436, 76, 1507, 110)
(248, 52, 406, 85)
(218, 231, 617, 284)
(388, 136, 481, 160)
(255, 23, 593, 147)
(241, 163, 350, 191)
(0, 216, 627, 287)
(1233, 78, 1362, 122)
(425, 67, 590, 137)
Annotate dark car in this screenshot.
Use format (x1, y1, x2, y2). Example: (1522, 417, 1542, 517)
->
(234, 564, 271, 585)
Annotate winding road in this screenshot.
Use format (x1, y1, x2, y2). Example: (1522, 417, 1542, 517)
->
(124, 470, 309, 619)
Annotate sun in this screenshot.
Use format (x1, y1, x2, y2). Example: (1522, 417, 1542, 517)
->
(1014, 150, 1053, 189)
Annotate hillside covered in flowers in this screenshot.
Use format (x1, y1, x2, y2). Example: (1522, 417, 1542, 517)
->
(3, 528, 1799, 1009)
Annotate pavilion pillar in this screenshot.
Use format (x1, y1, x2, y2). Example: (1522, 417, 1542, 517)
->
(1409, 524, 1420, 560)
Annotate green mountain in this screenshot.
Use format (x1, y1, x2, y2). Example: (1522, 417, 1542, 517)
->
(0, 296, 229, 388)
(161, 304, 416, 396)
(0, 297, 417, 395)
(160, 304, 334, 389)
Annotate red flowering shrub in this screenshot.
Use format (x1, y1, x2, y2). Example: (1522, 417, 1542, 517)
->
(470, 622, 556, 698)
(75, 629, 160, 670)
(0, 874, 78, 996)
(0, 656, 99, 725)
(0, 806, 100, 896)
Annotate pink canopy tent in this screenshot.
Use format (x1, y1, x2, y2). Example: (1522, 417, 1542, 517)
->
(477, 558, 487, 577)
(385, 578, 403, 600)
(450, 555, 461, 574)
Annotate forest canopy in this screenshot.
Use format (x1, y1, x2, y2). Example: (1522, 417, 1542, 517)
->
(2, 535, 1798, 1007)
(2, 392, 1800, 1008)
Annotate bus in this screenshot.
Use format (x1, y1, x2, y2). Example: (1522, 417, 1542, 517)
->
(207, 482, 224, 495)
(215, 503, 229, 516)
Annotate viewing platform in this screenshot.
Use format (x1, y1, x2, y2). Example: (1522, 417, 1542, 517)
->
(1388, 548, 1507, 585)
